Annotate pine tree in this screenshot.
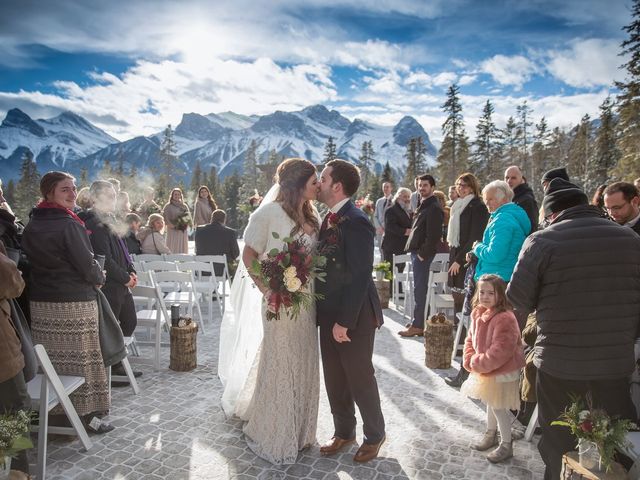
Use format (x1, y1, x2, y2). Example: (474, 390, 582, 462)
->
(567, 114, 592, 188)
(368, 173, 382, 200)
(381, 161, 394, 185)
(100, 159, 113, 179)
(209, 166, 220, 201)
(589, 96, 620, 191)
(14, 151, 41, 220)
(5, 180, 16, 207)
(79, 167, 89, 188)
(221, 172, 242, 229)
(436, 84, 469, 186)
(615, 0, 640, 180)
(357, 141, 375, 197)
(516, 101, 534, 180)
(156, 124, 180, 200)
(323, 136, 337, 164)
(191, 160, 203, 192)
(116, 148, 125, 177)
(472, 100, 501, 184)
(531, 117, 552, 197)
(404, 137, 427, 186)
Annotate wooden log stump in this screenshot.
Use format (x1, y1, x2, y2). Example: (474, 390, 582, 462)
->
(561, 452, 628, 479)
(424, 314, 454, 369)
(170, 321, 198, 372)
(374, 278, 390, 309)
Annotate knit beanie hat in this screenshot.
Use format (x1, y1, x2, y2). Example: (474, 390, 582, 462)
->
(541, 167, 569, 184)
(542, 178, 588, 214)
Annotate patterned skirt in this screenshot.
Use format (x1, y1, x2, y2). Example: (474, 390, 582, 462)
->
(30, 300, 110, 417)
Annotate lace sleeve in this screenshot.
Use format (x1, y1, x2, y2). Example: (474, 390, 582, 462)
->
(243, 206, 270, 254)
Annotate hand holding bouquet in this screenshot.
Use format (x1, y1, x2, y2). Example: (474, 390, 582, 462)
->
(250, 232, 326, 320)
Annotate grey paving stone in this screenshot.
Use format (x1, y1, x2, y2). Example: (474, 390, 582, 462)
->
(33, 305, 544, 479)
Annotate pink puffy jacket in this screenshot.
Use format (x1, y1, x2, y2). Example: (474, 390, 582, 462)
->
(463, 306, 525, 376)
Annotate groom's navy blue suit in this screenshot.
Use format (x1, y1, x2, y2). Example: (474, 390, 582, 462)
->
(316, 200, 385, 445)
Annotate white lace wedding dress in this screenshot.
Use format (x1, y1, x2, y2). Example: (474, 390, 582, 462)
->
(219, 201, 319, 465)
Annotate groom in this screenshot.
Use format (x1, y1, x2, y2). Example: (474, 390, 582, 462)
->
(316, 159, 386, 463)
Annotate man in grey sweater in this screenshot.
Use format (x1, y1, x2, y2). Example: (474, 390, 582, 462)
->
(507, 178, 640, 479)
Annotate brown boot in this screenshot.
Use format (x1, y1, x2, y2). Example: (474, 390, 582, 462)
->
(398, 326, 423, 337)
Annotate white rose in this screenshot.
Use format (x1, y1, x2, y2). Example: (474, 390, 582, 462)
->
(284, 266, 297, 279)
(285, 276, 302, 292)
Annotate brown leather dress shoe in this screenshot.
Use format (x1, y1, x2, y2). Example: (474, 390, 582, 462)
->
(354, 435, 386, 462)
(398, 326, 423, 337)
(319, 436, 356, 456)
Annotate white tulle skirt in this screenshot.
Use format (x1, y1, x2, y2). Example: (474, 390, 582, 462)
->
(461, 372, 521, 410)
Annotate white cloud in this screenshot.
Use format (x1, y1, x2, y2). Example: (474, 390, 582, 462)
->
(458, 75, 477, 86)
(546, 38, 625, 88)
(480, 54, 538, 89)
(0, 57, 337, 138)
(404, 72, 433, 87)
(432, 72, 458, 87)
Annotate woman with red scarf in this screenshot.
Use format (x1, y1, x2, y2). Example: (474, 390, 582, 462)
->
(22, 171, 113, 433)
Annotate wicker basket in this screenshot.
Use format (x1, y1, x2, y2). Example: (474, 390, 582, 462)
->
(170, 321, 198, 372)
(424, 314, 454, 369)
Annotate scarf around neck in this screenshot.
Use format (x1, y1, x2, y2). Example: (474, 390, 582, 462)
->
(447, 194, 475, 248)
(36, 200, 86, 228)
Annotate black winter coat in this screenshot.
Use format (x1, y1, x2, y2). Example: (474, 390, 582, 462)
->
(381, 202, 411, 257)
(512, 182, 539, 234)
(22, 208, 104, 302)
(507, 205, 640, 381)
(405, 195, 444, 260)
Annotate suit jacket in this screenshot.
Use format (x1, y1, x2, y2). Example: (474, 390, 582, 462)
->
(194, 222, 240, 276)
(381, 202, 411, 256)
(374, 196, 392, 229)
(316, 201, 383, 331)
(405, 195, 444, 259)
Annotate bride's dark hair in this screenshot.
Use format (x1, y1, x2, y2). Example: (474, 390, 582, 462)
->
(275, 158, 320, 235)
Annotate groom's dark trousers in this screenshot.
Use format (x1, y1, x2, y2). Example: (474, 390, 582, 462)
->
(316, 200, 385, 445)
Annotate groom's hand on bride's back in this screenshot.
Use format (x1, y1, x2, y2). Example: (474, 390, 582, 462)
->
(332, 323, 351, 343)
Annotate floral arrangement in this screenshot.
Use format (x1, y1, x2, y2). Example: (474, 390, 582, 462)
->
(551, 393, 635, 471)
(0, 410, 33, 468)
(174, 211, 192, 231)
(373, 261, 392, 281)
(317, 212, 347, 255)
(250, 232, 327, 320)
(355, 195, 375, 218)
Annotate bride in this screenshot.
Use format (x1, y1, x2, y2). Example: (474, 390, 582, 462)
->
(218, 158, 320, 464)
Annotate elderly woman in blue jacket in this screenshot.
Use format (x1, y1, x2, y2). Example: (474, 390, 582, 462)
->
(470, 180, 530, 282)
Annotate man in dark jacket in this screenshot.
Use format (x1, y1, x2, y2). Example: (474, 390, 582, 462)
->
(399, 174, 444, 337)
(504, 165, 538, 234)
(507, 178, 640, 480)
(194, 209, 240, 277)
(604, 182, 640, 236)
(82, 181, 141, 379)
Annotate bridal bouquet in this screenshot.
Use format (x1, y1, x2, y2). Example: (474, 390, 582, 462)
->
(250, 232, 326, 320)
(174, 212, 192, 231)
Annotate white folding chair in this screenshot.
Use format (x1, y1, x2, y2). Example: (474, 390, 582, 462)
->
(177, 261, 223, 323)
(392, 253, 413, 318)
(452, 311, 470, 362)
(164, 254, 196, 263)
(107, 338, 141, 395)
(196, 254, 231, 309)
(142, 260, 180, 292)
(430, 253, 450, 272)
(131, 283, 170, 370)
(27, 344, 93, 480)
(524, 404, 539, 442)
(134, 254, 164, 263)
(425, 270, 455, 322)
(154, 270, 205, 332)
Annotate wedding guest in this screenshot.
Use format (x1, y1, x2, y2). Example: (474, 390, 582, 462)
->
(194, 209, 240, 276)
(461, 275, 525, 464)
(604, 182, 640, 235)
(124, 213, 142, 255)
(373, 182, 393, 253)
(0, 179, 14, 215)
(162, 188, 191, 254)
(137, 213, 172, 255)
(116, 191, 132, 219)
(447, 173, 489, 314)
(433, 190, 449, 249)
(409, 176, 421, 214)
(590, 184, 608, 216)
(81, 181, 141, 380)
(448, 185, 459, 207)
(193, 185, 218, 227)
(76, 186, 92, 211)
(0, 243, 30, 474)
(107, 177, 121, 195)
(380, 187, 412, 294)
(137, 187, 161, 222)
(22, 171, 112, 433)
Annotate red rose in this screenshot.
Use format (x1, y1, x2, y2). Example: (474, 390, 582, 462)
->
(291, 253, 299, 265)
(269, 278, 280, 290)
(328, 213, 340, 227)
(580, 420, 593, 433)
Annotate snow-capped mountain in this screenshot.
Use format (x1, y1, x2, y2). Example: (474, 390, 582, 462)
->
(0, 108, 117, 180)
(0, 105, 436, 181)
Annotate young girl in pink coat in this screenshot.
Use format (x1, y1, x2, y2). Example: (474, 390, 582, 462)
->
(461, 274, 525, 463)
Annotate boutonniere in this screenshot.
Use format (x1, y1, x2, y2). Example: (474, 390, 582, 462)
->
(327, 212, 346, 230)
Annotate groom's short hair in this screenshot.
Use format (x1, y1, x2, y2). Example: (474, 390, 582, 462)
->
(326, 159, 360, 197)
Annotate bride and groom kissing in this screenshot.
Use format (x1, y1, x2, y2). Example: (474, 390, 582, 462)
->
(218, 158, 386, 465)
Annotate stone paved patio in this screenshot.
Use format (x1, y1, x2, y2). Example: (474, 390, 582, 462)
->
(40, 304, 545, 479)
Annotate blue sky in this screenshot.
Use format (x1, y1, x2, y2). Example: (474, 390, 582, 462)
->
(0, 0, 633, 142)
